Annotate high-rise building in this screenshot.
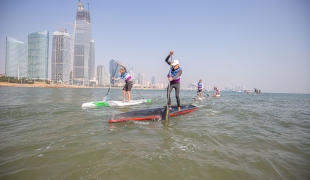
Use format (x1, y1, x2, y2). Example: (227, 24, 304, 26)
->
(51, 29, 71, 83)
(97, 65, 106, 86)
(73, 2, 92, 85)
(151, 76, 155, 85)
(109, 59, 120, 85)
(138, 73, 145, 85)
(28, 30, 49, 79)
(5, 36, 28, 78)
(89, 38, 95, 81)
(105, 73, 110, 85)
(129, 67, 134, 79)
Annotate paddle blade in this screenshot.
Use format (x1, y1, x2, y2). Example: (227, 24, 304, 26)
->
(161, 106, 170, 121)
(103, 95, 108, 102)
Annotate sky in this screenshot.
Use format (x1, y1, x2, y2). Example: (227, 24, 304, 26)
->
(0, 0, 309, 93)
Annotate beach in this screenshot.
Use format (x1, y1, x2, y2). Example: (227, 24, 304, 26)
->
(0, 82, 91, 88)
(0, 82, 168, 91)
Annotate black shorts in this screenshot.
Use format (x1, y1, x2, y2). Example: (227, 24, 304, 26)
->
(198, 89, 202, 93)
(123, 81, 133, 91)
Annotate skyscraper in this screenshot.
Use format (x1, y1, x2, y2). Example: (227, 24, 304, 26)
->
(109, 59, 120, 85)
(97, 65, 106, 86)
(129, 68, 135, 79)
(89, 38, 95, 81)
(73, 2, 92, 85)
(51, 29, 71, 83)
(28, 30, 49, 79)
(138, 73, 145, 85)
(5, 36, 28, 78)
(151, 76, 155, 85)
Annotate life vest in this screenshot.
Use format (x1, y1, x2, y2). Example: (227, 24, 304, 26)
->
(120, 73, 132, 82)
(198, 82, 203, 89)
(167, 67, 182, 82)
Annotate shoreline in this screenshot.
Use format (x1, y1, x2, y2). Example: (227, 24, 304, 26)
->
(0, 82, 166, 90)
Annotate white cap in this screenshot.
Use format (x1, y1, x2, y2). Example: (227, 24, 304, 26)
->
(171, 60, 179, 66)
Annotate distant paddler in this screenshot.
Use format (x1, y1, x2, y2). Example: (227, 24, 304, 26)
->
(112, 62, 133, 103)
(213, 86, 220, 97)
(197, 79, 204, 98)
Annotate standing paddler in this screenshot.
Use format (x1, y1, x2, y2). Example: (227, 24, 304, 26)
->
(197, 79, 204, 98)
(165, 50, 182, 111)
(112, 62, 133, 103)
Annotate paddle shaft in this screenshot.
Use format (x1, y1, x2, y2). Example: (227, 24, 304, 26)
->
(104, 64, 119, 100)
(166, 54, 172, 105)
(162, 54, 173, 121)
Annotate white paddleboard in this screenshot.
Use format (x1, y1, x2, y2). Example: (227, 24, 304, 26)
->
(108, 100, 144, 107)
(82, 99, 152, 108)
(192, 97, 205, 101)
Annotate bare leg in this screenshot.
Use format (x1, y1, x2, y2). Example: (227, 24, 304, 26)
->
(122, 90, 126, 102)
(127, 91, 131, 102)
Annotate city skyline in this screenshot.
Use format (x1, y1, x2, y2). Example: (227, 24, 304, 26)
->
(1, 0, 309, 93)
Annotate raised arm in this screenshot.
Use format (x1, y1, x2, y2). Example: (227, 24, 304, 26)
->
(165, 50, 174, 65)
(117, 62, 128, 73)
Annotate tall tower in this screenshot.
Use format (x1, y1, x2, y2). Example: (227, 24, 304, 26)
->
(5, 36, 28, 78)
(97, 65, 105, 86)
(129, 67, 134, 80)
(28, 30, 49, 79)
(109, 59, 120, 85)
(51, 29, 71, 83)
(89, 38, 95, 81)
(151, 76, 155, 85)
(73, 1, 91, 85)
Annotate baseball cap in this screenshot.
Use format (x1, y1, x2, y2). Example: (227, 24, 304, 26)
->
(171, 60, 179, 66)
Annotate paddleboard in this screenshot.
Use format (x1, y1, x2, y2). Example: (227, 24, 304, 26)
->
(109, 105, 197, 123)
(82, 99, 152, 108)
(192, 96, 205, 101)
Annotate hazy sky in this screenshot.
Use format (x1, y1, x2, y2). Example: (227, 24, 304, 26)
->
(1, 0, 309, 93)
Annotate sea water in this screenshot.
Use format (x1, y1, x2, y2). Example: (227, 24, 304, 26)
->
(0, 87, 309, 179)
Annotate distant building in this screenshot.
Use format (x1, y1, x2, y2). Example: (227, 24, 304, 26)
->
(105, 73, 110, 86)
(89, 38, 95, 81)
(73, 2, 92, 85)
(28, 30, 49, 79)
(141, 74, 145, 85)
(109, 59, 120, 85)
(51, 29, 71, 83)
(138, 73, 145, 85)
(128, 68, 135, 79)
(5, 36, 28, 78)
(97, 65, 106, 86)
(151, 76, 155, 85)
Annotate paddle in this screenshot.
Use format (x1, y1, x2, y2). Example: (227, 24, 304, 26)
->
(103, 63, 119, 101)
(205, 90, 209, 97)
(134, 88, 145, 99)
(161, 52, 173, 121)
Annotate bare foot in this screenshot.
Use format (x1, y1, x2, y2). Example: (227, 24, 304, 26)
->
(178, 107, 180, 111)
(122, 100, 126, 103)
